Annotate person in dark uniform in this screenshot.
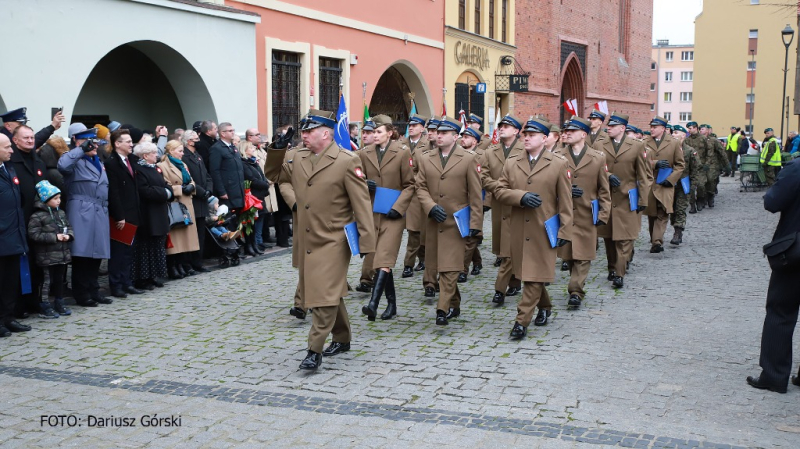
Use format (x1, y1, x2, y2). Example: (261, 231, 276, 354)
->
(1, 107, 64, 150)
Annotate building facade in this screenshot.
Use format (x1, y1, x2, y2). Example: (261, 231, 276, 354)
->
(651, 42, 694, 125)
(694, 0, 798, 139)
(227, 0, 444, 135)
(513, 0, 653, 128)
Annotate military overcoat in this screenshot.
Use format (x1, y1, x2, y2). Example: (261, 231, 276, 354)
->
(482, 137, 524, 256)
(398, 136, 431, 233)
(642, 133, 686, 215)
(596, 136, 652, 240)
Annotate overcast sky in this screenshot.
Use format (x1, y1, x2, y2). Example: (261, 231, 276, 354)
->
(652, 0, 704, 45)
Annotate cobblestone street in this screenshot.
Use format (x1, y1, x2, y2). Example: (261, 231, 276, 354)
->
(0, 176, 797, 448)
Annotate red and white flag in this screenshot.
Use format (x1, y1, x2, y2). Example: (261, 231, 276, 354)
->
(458, 109, 467, 131)
(563, 99, 578, 116)
(593, 101, 609, 115)
(491, 108, 501, 144)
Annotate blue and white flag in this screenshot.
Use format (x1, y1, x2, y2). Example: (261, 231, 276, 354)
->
(335, 94, 354, 151)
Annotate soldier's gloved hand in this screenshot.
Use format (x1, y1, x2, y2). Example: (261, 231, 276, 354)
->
(655, 160, 671, 170)
(636, 205, 647, 213)
(272, 127, 294, 149)
(292, 203, 297, 212)
(556, 238, 569, 247)
(659, 179, 673, 187)
(468, 229, 481, 237)
(181, 184, 195, 196)
(366, 179, 377, 192)
(608, 174, 621, 187)
(429, 205, 447, 223)
(386, 209, 402, 219)
(595, 220, 606, 227)
(80, 139, 98, 153)
(571, 185, 584, 198)
(520, 192, 542, 208)
(483, 206, 491, 212)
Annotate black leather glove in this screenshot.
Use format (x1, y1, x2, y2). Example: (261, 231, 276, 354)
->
(468, 229, 481, 237)
(181, 184, 195, 196)
(386, 209, 402, 219)
(655, 160, 671, 170)
(608, 174, 621, 187)
(636, 205, 647, 213)
(520, 192, 542, 208)
(366, 179, 377, 192)
(483, 206, 491, 212)
(292, 203, 297, 212)
(556, 238, 569, 247)
(272, 127, 294, 149)
(659, 179, 673, 187)
(429, 205, 447, 223)
(595, 220, 606, 227)
(571, 185, 584, 198)
(80, 139, 97, 153)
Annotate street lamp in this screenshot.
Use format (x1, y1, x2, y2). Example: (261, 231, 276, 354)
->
(780, 24, 794, 145)
(749, 49, 755, 136)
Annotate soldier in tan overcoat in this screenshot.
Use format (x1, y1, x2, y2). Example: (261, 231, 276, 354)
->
(358, 115, 415, 321)
(545, 124, 562, 153)
(354, 120, 378, 292)
(398, 114, 430, 279)
(416, 117, 483, 325)
(597, 115, 651, 289)
(283, 109, 376, 371)
(458, 127, 486, 281)
(494, 118, 573, 340)
(421, 119, 440, 298)
(482, 114, 525, 305)
(588, 109, 610, 148)
(157, 141, 199, 278)
(554, 117, 611, 310)
(643, 116, 686, 253)
(467, 113, 492, 153)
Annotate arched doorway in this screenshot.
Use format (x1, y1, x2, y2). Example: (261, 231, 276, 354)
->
(73, 41, 216, 130)
(0, 93, 6, 114)
(559, 55, 585, 125)
(455, 70, 485, 131)
(369, 60, 433, 132)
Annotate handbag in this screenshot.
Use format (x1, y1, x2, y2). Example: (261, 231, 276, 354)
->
(168, 202, 193, 228)
(763, 232, 800, 270)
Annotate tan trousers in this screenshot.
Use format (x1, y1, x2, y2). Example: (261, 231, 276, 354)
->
(403, 230, 422, 268)
(603, 238, 634, 277)
(437, 271, 462, 312)
(568, 260, 592, 299)
(307, 298, 351, 353)
(516, 282, 545, 327)
(293, 282, 305, 310)
(648, 203, 669, 246)
(463, 236, 482, 272)
(538, 286, 552, 311)
(359, 252, 376, 286)
(494, 257, 521, 292)
(423, 263, 437, 289)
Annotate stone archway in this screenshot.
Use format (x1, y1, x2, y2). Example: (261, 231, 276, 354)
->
(559, 54, 585, 125)
(73, 40, 216, 130)
(0, 93, 6, 115)
(369, 60, 433, 131)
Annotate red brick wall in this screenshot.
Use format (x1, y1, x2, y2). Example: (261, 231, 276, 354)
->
(513, 0, 653, 129)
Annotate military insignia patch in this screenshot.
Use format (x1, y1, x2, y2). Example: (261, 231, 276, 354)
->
(604, 164, 609, 173)
(409, 158, 413, 167)
(355, 167, 364, 178)
(567, 169, 572, 179)
(476, 164, 481, 173)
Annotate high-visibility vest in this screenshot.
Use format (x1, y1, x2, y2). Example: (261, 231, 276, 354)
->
(760, 137, 782, 166)
(726, 133, 738, 153)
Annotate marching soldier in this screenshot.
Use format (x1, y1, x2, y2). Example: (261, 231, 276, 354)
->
(360, 120, 376, 150)
(416, 117, 483, 325)
(760, 128, 782, 186)
(482, 114, 524, 305)
(494, 117, 573, 339)
(359, 115, 415, 321)
(355, 120, 379, 293)
(546, 124, 562, 153)
(684, 122, 712, 211)
(421, 118, 440, 297)
(587, 109, 609, 147)
(399, 114, 430, 279)
(458, 127, 485, 282)
(467, 113, 491, 152)
(699, 124, 731, 206)
(643, 116, 686, 253)
(668, 125, 700, 245)
(283, 109, 376, 370)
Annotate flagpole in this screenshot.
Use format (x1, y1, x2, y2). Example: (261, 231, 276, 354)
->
(442, 87, 447, 117)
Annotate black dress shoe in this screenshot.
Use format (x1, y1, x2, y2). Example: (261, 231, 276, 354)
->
(746, 375, 787, 394)
(168, 266, 184, 279)
(124, 286, 145, 295)
(612, 276, 624, 289)
(650, 244, 664, 253)
(470, 265, 482, 276)
(151, 279, 165, 288)
(15, 311, 30, 319)
(457, 272, 468, 283)
(322, 342, 350, 356)
(0, 325, 10, 337)
(509, 322, 527, 340)
(193, 266, 211, 273)
(76, 299, 99, 307)
(445, 308, 460, 320)
(414, 262, 425, 271)
(402, 266, 414, 278)
(355, 283, 372, 293)
(182, 265, 198, 276)
(493, 257, 502, 267)
(534, 309, 551, 326)
(492, 291, 505, 305)
(289, 307, 307, 320)
(424, 287, 436, 297)
(505, 286, 521, 296)
(92, 297, 113, 305)
(791, 375, 800, 387)
(110, 288, 128, 299)
(299, 351, 322, 370)
(6, 320, 31, 332)
(567, 294, 582, 309)
(136, 282, 155, 291)
(561, 261, 570, 271)
(607, 271, 616, 281)
(435, 310, 448, 326)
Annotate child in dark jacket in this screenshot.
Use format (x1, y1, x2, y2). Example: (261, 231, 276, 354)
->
(28, 181, 74, 318)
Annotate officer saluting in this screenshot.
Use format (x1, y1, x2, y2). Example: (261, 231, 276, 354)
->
(643, 116, 685, 253)
(494, 118, 573, 339)
(284, 109, 376, 370)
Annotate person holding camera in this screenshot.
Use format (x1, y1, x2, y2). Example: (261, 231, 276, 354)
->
(158, 140, 200, 279)
(57, 127, 113, 307)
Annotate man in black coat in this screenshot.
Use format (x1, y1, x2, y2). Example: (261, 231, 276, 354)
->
(747, 159, 800, 394)
(1, 107, 63, 151)
(209, 122, 244, 209)
(182, 132, 213, 272)
(105, 129, 144, 298)
(195, 120, 218, 170)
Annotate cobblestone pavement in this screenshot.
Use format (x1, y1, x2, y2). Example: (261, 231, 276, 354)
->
(1, 176, 797, 448)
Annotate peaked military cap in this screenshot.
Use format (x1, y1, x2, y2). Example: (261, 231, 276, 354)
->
(498, 114, 523, 130)
(437, 116, 462, 132)
(362, 120, 376, 131)
(301, 109, 336, 130)
(563, 116, 592, 133)
(408, 114, 427, 126)
(550, 124, 561, 133)
(607, 112, 629, 127)
(522, 117, 551, 136)
(460, 127, 482, 142)
(588, 109, 607, 120)
(426, 118, 440, 129)
(626, 124, 642, 134)
(649, 116, 669, 127)
(467, 113, 483, 125)
(73, 127, 98, 140)
(0, 107, 27, 124)
(372, 115, 392, 127)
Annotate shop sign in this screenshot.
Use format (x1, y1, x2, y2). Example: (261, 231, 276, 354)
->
(455, 41, 490, 71)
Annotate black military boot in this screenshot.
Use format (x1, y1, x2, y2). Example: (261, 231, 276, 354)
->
(696, 195, 705, 212)
(707, 194, 715, 208)
(689, 200, 697, 214)
(670, 227, 683, 245)
(362, 270, 388, 321)
(380, 271, 397, 320)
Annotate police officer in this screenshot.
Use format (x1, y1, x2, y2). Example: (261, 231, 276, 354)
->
(668, 125, 699, 246)
(643, 116, 686, 253)
(458, 127, 485, 282)
(285, 109, 376, 370)
(494, 118, 573, 339)
(482, 114, 525, 305)
(684, 122, 712, 211)
(760, 128, 782, 186)
(399, 114, 430, 279)
(415, 116, 483, 325)
(587, 109, 609, 147)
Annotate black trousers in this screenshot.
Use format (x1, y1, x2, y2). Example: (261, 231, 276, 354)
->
(72, 257, 102, 301)
(758, 268, 800, 386)
(48, 264, 67, 299)
(190, 216, 206, 269)
(109, 240, 134, 289)
(0, 254, 21, 325)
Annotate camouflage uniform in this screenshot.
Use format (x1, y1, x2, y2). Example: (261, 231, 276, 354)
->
(683, 132, 711, 209)
(670, 143, 700, 238)
(707, 135, 729, 204)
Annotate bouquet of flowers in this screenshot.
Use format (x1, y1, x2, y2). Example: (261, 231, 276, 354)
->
(239, 180, 264, 235)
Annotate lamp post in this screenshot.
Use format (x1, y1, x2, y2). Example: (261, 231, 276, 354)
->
(780, 24, 794, 145)
(749, 49, 755, 136)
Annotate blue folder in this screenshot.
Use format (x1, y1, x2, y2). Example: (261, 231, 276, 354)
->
(680, 176, 690, 195)
(628, 188, 639, 211)
(482, 189, 486, 201)
(20, 253, 31, 294)
(373, 187, 402, 214)
(453, 206, 470, 238)
(591, 199, 599, 225)
(344, 222, 360, 256)
(656, 167, 673, 184)
(544, 215, 560, 248)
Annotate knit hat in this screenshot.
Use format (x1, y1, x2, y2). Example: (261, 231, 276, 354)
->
(128, 127, 144, 144)
(35, 180, 61, 203)
(94, 124, 110, 140)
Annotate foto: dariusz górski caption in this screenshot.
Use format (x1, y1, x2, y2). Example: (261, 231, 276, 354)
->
(40, 414, 182, 427)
